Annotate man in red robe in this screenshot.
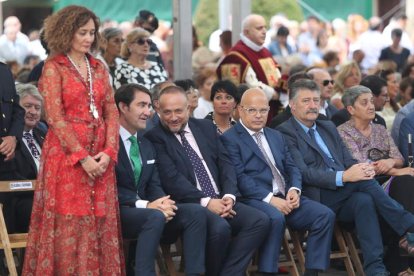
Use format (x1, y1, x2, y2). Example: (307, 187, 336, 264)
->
(217, 14, 282, 124)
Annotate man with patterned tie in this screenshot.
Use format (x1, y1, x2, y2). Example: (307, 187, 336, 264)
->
(10, 84, 45, 233)
(114, 83, 207, 276)
(221, 88, 335, 276)
(145, 85, 270, 276)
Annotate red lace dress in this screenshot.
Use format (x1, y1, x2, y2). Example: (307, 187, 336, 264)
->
(22, 54, 125, 275)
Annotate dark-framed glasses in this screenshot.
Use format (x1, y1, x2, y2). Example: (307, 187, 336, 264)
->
(322, 80, 334, 86)
(242, 106, 270, 115)
(136, 38, 152, 45)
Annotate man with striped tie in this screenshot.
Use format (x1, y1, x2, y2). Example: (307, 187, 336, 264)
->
(115, 83, 206, 276)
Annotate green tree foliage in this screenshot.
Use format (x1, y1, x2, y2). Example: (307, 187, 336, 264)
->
(194, 0, 304, 46)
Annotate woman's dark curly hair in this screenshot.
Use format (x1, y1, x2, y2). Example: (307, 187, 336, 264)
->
(43, 5, 100, 54)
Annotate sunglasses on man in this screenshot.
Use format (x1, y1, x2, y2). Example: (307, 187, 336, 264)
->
(322, 80, 334, 86)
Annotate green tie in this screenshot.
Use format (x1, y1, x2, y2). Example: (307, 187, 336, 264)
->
(128, 135, 142, 185)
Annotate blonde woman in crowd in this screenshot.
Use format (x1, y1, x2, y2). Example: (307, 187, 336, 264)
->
(331, 61, 362, 109)
(114, 27, 168, 90)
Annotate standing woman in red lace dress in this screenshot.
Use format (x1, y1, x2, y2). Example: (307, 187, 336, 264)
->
(22, 6, 125, 275)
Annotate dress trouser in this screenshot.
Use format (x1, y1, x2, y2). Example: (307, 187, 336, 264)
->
(320, 179, 414, 276)
(204, 202, 270, 276)
(120, 203, 207, 276)
(243, 196, 335, 273)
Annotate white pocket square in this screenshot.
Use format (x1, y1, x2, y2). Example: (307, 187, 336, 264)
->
(147, 159, 155, 164)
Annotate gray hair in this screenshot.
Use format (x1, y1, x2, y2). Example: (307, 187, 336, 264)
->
(289, 79, 320, 101)
(16, 83, 43, 104)
(101, 27, 122, 40)
(342, 85, 372, 107)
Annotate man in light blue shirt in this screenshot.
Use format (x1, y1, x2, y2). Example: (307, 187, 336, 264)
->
(277, 79, 414, 276)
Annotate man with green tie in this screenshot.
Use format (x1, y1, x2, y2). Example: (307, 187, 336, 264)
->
(114, 83, 207, 276)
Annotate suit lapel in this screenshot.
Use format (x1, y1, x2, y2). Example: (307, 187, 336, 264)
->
(291, 119, 321, 152)
(264, 128, 284, 169)
(315, 123, 342, 164)
(163, 125, 198, 184)
(33, 128, 45, 147)
(119, 137, 136, 186)
(189, 120, 210, 160)
(235, 123, 268, 164)
(20, 138, 37, 173)
(291, 118, 331, 162)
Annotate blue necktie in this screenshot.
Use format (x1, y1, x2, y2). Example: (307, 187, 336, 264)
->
(23, 131, 40, 160)
(308, 128, 337, 169)
(179, 131, 218, 198)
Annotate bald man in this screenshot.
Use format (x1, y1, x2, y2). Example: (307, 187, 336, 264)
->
(307, 68, 338, 119)
(221, 88, 335, 276)
(217, 14, 282, 125)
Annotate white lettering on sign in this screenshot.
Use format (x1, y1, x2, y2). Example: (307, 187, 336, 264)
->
(9, 182, 33, 190)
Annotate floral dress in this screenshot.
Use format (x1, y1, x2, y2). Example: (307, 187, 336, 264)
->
(113, 61, 168, 90)
(22, 54, 125, 275)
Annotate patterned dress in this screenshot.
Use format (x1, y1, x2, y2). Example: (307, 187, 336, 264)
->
(113, 61, 168, 90)
(22, 54, 125, 275)
(337, 119, 403, 163)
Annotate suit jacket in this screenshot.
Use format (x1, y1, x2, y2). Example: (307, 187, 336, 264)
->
(221, 123, 301, 201)
(398, 111, 414, 165)
(13, 126, 46, 180)
(325, 103, 338, 119)
(116, 134, 165, 207)
(277, 117, 357, 201)
(0, 63, 25, 173)
(145, 118, 240, 203)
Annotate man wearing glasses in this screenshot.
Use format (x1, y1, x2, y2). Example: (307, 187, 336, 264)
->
(145, 85, 269, 276)
(221, 88, 334, 276)
(307, 68, 338, 119)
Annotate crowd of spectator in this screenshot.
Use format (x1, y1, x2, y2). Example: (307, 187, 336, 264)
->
(1, 5, 414, 276)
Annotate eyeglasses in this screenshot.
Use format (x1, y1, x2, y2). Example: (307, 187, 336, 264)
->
(135, 38, 152, 45)
(241, 106, 270, 115)
(322, 80, 334, 86)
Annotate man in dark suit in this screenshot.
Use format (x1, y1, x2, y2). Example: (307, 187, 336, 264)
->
(0, 62, 24, 179)
(221, 88, 335, 276)
(12, 83, 46, 232)
(115, 84, 207, 276)
(0, 62, 24, 237)
(277, 79, 414, 276)
(145, 86, 269, 276)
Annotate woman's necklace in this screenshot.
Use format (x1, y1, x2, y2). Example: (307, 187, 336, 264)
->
(67, 54, 99, 119)
(212, 113, 232, 135)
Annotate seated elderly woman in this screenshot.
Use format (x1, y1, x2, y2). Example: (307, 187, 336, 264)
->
(204, 80, 238, 134)
(337, 85, 414, 276)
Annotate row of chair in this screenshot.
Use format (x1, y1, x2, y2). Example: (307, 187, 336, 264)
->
(0, 180, 364, 276)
